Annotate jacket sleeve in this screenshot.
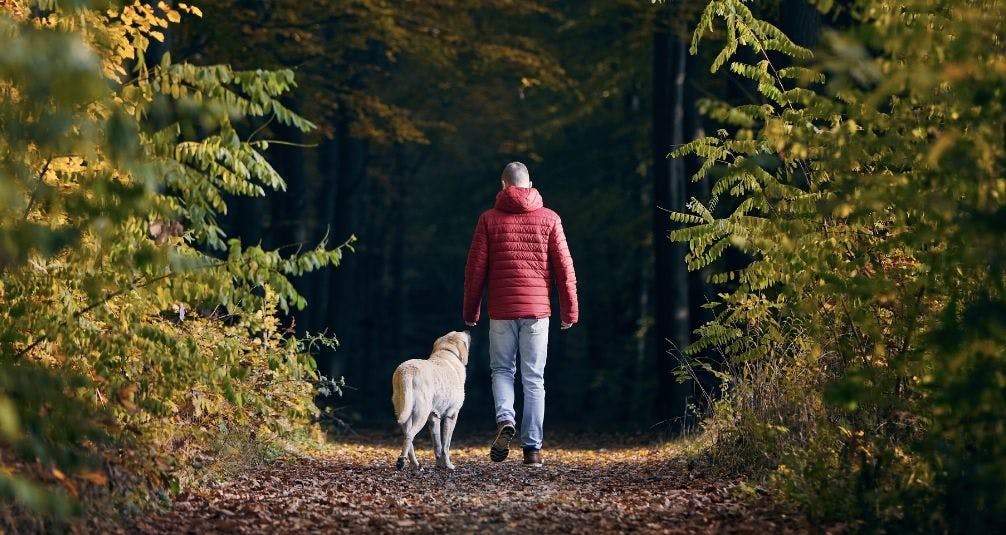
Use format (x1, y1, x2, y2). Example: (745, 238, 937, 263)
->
(548, 217, 578, 325)
(463, 214, 490, 324)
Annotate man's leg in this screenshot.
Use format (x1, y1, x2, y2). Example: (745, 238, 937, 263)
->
(517, 318, 549, 453)
(489, 319, 519, 462)
(489, 319, 518, 425)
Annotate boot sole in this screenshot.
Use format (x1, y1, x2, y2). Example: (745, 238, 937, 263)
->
(489, 426, 516, 462)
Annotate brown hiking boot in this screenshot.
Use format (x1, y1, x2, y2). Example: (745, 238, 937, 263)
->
(489, 421, 516, 462)
(523, 447, 543, 466)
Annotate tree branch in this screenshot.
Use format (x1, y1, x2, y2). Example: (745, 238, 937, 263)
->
(23, 158, 53, 220)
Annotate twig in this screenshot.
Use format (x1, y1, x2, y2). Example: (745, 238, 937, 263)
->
(14, 233, 354, 360)
(23, 158, 52, 220)
(247, 113, 277, 143)
(839, 299, 870, 365)
(14, 271, 182, 360)
(897, 285, 926, 358)
(254, 139, 319, 149)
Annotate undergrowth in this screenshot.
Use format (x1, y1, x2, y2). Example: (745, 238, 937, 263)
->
(0, 1, 347, 530)
(674, 0, 1006, 531)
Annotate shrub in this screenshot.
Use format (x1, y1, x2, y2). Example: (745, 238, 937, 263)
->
(674, 0, 1006, 530)
(0, 0, 348, 523)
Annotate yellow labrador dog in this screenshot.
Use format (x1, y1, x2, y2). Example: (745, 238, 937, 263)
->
(391, 330, 471, 470)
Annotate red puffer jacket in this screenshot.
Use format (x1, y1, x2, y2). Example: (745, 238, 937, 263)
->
(463, 186, 578, 325)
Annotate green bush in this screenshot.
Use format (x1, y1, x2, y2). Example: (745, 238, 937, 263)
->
(675, 0, 1006, 530)
(0, 0, 347, 523)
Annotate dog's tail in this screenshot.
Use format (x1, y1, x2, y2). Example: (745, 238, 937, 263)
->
(392, 365, 415, 425)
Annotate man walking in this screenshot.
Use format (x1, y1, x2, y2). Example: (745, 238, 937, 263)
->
(463, 162, 578, 466)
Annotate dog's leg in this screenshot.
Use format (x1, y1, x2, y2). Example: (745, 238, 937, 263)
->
(405, 417, 424, 469)
(428, 415, 446, 468)
(440, 414, 458, 470)
(407, 442, 420, 469)
(397, 419, 413, 470)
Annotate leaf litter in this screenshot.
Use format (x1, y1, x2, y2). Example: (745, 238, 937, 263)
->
(127, 430, 824, 534)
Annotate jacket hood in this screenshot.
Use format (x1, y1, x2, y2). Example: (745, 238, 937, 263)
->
(494, 186, 543, 214)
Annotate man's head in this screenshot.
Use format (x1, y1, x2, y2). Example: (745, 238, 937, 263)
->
(500, 161, 531, 188)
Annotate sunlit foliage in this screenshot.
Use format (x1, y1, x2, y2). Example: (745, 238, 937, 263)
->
(0, 0, 347, 519)
(675, 0, 1005, 530)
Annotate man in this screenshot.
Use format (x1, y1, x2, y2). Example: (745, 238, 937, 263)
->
(463, 161, 578, 467)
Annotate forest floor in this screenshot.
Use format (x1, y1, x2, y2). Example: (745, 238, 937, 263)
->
(128, 430, 822, 534)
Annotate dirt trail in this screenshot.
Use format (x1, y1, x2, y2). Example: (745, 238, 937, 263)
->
(133, 432, 815, 534)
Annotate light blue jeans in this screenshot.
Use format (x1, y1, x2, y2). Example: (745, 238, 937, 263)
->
(489, 318, 549, 450)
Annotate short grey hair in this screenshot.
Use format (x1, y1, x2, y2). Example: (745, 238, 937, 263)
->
(501, 161, 531, 186)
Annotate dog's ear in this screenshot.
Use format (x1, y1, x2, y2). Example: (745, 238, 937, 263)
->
(449, 333, 469, 366)
(432, 333, 448, 353)
(452, 331, 470, 350)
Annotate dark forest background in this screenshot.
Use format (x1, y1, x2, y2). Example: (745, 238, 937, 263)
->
(161, 0, 821, 430)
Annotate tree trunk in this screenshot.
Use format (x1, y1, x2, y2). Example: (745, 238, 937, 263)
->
(324, 128, 367, 379)
(390, 145, 408, 362)
(684, 47, 714, 411)
(310, 134, 342, 338)
(779, 0, 822, 48)
(266, 114, 311, 330)
(236, 196, 264, 245)
(652, 6, 693, 429)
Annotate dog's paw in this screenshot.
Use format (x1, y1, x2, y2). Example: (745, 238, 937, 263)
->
(444, 462, 456, 470)
(395, 457, 406, 471)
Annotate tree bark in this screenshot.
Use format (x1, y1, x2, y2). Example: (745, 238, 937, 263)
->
(778, 0, 822, 48)
(308, 134, 341, 337)
(652, 6, 693, 428)
(266, 112, 311, 331)
(323, 128, 367, 378)
(684, 46, 714, 411)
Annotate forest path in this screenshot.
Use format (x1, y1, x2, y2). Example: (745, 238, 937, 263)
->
(134, 431, 814, 534)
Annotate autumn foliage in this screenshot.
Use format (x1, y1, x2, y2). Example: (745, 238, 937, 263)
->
(674, 0, 1006, 530)
(0, 0, 345, 525)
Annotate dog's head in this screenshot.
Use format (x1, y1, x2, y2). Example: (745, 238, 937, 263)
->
(433, 330, 471, 366)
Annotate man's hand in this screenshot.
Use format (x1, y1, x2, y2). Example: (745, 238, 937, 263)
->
(561, 322, 574, 330)
(465, 322, 477, 327)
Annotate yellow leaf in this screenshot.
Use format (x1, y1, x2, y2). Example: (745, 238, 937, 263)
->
(63, 479, 79, 497)
(167, 10, 181, 23)
(150, 30, 165, 42)
(79, 470, 109, 486)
